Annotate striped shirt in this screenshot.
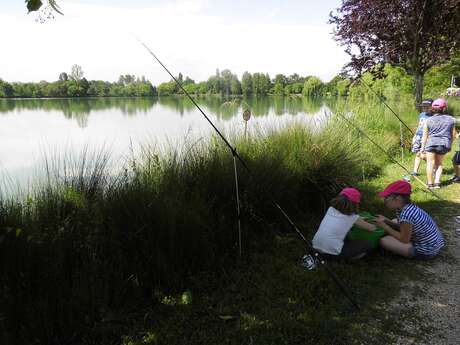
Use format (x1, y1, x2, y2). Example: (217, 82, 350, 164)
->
(397, 203, 444, 256)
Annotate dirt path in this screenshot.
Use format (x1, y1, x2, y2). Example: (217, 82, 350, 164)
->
(393, 194, 460, 345)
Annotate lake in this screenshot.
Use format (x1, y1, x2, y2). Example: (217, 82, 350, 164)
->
(0, 96, 334, 190)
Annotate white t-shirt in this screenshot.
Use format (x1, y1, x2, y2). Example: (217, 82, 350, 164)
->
(312, 207, 359, 255)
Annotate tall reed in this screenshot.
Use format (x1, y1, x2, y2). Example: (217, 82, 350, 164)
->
(0, 116, 397, 344)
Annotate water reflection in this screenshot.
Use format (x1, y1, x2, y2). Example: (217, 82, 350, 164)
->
(0, 96, 333, 189)
(0, 96, 328, 121)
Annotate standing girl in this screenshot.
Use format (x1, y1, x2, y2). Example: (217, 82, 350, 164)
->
(420, 98, 456, 189)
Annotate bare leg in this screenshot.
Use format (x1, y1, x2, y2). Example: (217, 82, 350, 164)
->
(380, 236, 413, 257)
(426, 152, 436, 185)
(413, 152, 422, 173)
(434, 154, 445, 184)
(454, 164, 460, 177)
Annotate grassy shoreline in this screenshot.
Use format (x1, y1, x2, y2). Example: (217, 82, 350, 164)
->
(1, 97, 458, 344)
(118, 156, 459, 345)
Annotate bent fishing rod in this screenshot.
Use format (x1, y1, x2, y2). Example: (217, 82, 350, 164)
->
(333, 110, 443, 200)
(137, 38, 360, 310)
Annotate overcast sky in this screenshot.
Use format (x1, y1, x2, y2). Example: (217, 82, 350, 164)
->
(0, 0, 348, 84)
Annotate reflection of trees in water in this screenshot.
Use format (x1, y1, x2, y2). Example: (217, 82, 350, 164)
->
(0, 98, 158, 114)
(60, 99, 91, 128)
(0, 98, 159, 128)
(301, 97, 323, 114)
(203, 96, 241, 120)
(169, 95, 327, 120)
(0, 100, 16, 113)
(245, 96, 271, 117)
(157, 96, 195, 116)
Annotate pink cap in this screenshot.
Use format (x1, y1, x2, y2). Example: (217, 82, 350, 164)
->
(340, 187, 361, 204)
(432, 98, 448, 110)
(378, 180, 411, 198)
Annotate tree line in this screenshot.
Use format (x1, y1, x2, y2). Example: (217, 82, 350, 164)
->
(145, 69, 350, 97)
(1, 55, 458, 100)
(0, 66, 347, 99)
(0, 65, 156, 98)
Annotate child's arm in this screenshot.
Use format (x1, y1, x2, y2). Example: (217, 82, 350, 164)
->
(354, 218, 377, 232)
(378, 220, 412, 243)
(384, 219, 400, 230)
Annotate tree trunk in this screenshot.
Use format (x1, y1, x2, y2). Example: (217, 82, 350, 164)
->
(414, 73, 424, 107)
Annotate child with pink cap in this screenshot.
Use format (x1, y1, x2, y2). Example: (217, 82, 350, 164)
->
(375, 180, 444, 258)
(420, 98, 456, 189)
(312, 187, 377, 260)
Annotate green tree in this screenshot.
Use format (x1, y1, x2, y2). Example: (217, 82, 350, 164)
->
(273, 74, 287, 95)
(0, 79, 14, 97)
(330, 0, 460, 104)
(302, 77, 324, 97)
(230, 77, 242, 95)
(241, 72, 253, 95)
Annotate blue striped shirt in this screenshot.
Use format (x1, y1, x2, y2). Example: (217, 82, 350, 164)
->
(397, 203, 445, 256)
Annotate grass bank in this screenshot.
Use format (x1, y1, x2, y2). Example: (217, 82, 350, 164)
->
(1, 110, 395, 344)
(118, 142, 460, 345)
(1, 95, 457, 344)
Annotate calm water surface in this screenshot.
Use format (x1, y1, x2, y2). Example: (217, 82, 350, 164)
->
(0, 96, 334, 189)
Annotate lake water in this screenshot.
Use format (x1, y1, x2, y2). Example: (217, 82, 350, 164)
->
(0, 96, 334, 190)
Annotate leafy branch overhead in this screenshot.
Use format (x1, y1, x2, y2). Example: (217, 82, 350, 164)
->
(330, 0, 460, 103)
(26, 0, 63, 15)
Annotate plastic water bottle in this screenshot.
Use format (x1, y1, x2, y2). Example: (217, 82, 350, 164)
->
(301, 254, 317, 270)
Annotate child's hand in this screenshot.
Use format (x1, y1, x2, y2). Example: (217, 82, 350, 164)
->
(374, 214, 388, 225)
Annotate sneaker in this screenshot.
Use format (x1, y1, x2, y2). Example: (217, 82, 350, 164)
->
(403, 175, 411, 182)
(427, 183, 435, 189)
(410, 172, 419, 177)
(300, 254, 317, 270)
(433, 183, 441, 189)
(449, 175, 460, 183)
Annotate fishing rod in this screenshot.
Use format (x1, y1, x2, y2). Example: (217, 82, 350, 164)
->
(359, 78, 415, 137)
(333, 110, 443, 200)
(136, 38, 360, 310)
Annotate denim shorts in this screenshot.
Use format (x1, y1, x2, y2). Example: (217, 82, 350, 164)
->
(425, 145, 450, 155)
(409, 246, 437, 260)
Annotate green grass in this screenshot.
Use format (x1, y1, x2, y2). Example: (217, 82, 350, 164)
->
(0, 117, 392, 344)
(1, 96, 458, 344)
(116, 151, 459, 345)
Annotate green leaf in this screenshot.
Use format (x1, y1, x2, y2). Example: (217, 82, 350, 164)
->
(26, 0, 43, 13)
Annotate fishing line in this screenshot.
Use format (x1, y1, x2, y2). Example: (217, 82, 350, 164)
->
(135, 36, 360, 310)
(333, 110, 443, 200)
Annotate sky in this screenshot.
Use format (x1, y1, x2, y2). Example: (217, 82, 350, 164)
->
(0, 0, 348, 84)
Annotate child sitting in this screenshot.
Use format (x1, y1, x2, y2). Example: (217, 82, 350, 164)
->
(312, 187, 376, 259)
(376, 180, 445, 259)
